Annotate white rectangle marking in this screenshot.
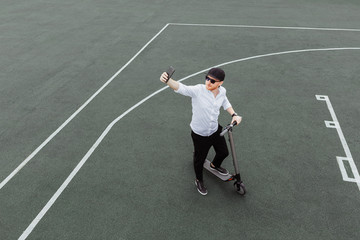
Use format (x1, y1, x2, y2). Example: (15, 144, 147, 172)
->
(337, 157, 357, 183)
(325, 120, 339, 128)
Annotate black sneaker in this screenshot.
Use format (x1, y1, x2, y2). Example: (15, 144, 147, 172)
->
(210, 163, 229, 175)
(195, 179, 208, 196)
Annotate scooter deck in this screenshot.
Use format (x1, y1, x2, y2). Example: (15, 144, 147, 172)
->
(203, 159, 233, 181)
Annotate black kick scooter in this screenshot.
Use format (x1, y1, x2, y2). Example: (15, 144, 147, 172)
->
(203, 122, 246, 195)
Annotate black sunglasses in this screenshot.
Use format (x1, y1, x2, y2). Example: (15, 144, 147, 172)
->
(205, 76, 221, 84)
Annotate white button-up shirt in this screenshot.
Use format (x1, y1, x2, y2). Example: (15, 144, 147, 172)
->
(175, 83, 232, 137)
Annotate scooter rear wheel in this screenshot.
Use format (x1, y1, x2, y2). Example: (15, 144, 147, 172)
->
(234, 182, 246, 195)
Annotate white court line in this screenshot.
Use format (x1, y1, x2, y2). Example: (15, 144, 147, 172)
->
(0, 23, 170, 191)
(316, 95, 360, 190)
(169, 22, 360, 32)
(19, 47, 360, 239)
(3, 23, 360, 190)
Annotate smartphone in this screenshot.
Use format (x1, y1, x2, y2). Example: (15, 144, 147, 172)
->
(166, 66, 175, 81)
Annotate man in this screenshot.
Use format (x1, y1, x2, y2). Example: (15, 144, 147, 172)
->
(160, 67, 242, 195)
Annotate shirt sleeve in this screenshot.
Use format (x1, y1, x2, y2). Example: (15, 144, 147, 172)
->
(222, 95, 232, 110)
(174, 82, 200, 98)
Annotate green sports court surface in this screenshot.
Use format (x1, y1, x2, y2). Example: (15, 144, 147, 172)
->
(1, 0, 360, 239)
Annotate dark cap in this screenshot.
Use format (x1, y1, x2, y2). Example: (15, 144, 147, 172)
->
(207, 67, 225, 81)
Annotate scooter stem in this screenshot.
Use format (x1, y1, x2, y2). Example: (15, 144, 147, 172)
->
(228, 129, 240, 176)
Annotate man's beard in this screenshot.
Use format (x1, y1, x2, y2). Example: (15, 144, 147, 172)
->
(206, 83, 218, 91)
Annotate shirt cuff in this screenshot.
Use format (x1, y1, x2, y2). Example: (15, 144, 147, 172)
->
(174, 82, 183, 93)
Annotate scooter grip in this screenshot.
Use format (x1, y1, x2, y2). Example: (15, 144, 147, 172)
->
(220, 128, 228, 137)
(220, 127, 229, 137)
(220, 121, 237, 136)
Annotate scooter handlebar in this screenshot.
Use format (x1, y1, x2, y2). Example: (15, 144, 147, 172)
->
(220, 121, 237, 136)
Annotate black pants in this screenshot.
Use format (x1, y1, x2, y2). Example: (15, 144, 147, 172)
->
(191, 125, 229, 182)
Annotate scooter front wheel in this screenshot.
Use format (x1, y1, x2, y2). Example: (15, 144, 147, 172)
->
(234, 182, 246, 195)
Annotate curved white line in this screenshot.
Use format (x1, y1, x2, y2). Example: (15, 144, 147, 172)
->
(19, 47, 360, 239)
